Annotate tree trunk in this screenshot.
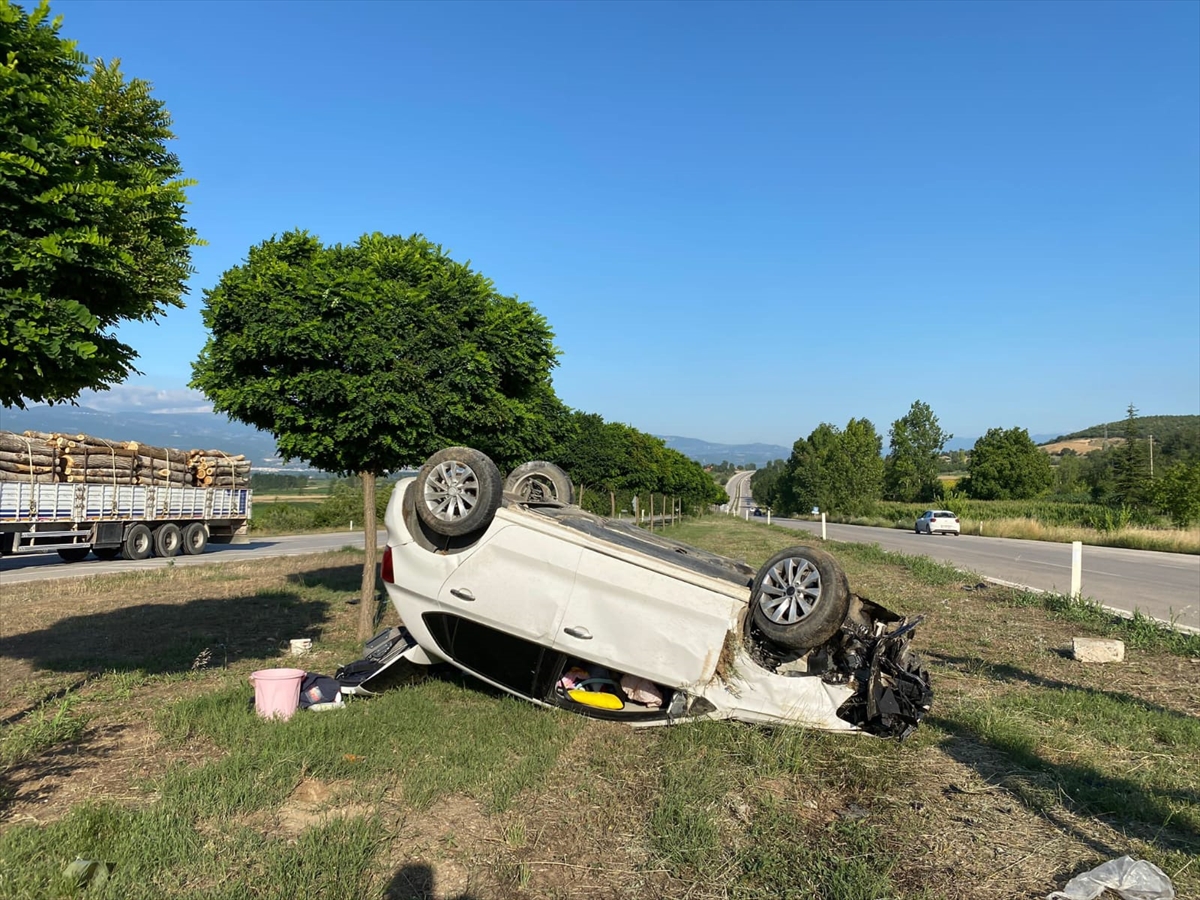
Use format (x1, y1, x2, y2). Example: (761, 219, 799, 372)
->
(357, 470, 378, 642)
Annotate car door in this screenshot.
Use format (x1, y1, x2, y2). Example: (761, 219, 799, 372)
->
(435, 521, 583, 671)
(554, 544, 739, 687)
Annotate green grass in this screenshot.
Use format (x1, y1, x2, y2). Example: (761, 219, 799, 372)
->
(0, 697, 87, 770)
(1005, 590, 1200, 657)
(1, 524, 1197, 898)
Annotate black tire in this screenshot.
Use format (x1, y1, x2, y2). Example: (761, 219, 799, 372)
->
(750, 545, 851, 652)
(154, 523, 183, 558)
(182, 522, 208, 555)
(57, 547, 90, 562)
(123, 523, 153, 561)
(414, 447, 503, 537)
(93, 547, 122, 561)
(505, 461, 575, 506)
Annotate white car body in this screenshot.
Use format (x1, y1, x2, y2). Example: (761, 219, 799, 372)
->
(381, 462, 930, 738)
(916, 510, 960, 535)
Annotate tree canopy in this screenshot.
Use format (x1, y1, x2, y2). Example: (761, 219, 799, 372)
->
(552, 411, 724, 516)
(763, 418, 883, 517)
(962, 427, 1052, 500)
(884, 400, 951, 502)
(1, 0, 198, 408)
(191, 231, 559, 476)
(191, 230, 559, 638)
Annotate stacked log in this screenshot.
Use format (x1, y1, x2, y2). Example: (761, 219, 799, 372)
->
(0, 430, 251, 487)
(0, 431, 60, 482)
(188, 450, 251, 488)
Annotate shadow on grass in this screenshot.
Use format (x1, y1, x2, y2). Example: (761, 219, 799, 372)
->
(932, 712, 1200, 853)
(385, 863, 479, 900)
(0, 567, 364, 678)
(926, 651, 1199, 725)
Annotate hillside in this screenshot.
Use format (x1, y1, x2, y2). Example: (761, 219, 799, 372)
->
(1053, 415, 1199, 444)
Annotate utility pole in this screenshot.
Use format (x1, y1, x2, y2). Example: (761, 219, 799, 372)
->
(1149, 434, 1154, 480)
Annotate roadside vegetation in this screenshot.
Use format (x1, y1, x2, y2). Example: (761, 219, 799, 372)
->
(2, 520, 1196, 899)
(752, 406, 1200, 554)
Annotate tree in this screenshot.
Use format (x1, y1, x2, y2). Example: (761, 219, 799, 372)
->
(962, 427, 1052, 500)
(1153, 460, 1200, 527)
(1, 1, 199, 408)
(191, 231, 559, 640)
(1112, 404, 1149, 506)
(776, 418, 883, 516)
(884, 401, 951, 502)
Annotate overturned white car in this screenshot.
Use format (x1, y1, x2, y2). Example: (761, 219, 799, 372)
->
(379, 447, 932, 738)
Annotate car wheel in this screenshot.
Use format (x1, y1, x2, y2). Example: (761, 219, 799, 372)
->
(57, 547, 90, 562)
(123, 524, 153, 561)
(154, 523, 183, 557)
(505, 461, 575, 506)
(182, 522, 209, 555)
(750, 545, 851, 652)
(914, 526, 921, 534)
(415, 447, 503, 537)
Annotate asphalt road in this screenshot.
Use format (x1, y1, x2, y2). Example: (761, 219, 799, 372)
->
(754, 516, 1199, 631)
(0, 531, 384, 587)
(724, 472, 1198, 631)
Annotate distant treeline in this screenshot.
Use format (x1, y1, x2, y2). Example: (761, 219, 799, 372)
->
(752, 403, 1200, 527)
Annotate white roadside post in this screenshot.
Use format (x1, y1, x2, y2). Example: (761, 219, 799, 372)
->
(821, 512, 827, 541)
(767, 508, 771, 525)
(1070, 540, 1082, 599)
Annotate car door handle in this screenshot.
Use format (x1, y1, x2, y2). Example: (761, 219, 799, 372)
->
(449, 588, 475, 601)
(562, 626, 592, 640)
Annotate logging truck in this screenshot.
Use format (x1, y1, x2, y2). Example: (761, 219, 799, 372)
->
(0, 430, 252, 562)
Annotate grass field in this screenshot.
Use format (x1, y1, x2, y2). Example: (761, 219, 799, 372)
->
(1, 520, 1196, 899)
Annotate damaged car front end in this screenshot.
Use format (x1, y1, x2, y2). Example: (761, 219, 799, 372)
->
(379, 447, 932, 739)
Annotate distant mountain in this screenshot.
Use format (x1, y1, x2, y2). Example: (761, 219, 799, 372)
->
(659, 436, 791, 467)
(0, 405, 293, 469)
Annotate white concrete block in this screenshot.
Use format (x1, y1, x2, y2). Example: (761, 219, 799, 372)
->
(1071, 637, 1125, 663)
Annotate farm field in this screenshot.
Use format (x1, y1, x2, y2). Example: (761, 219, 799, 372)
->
(0, 521, 1196, 899)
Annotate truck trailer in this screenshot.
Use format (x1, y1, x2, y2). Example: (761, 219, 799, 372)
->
(0, 482, 252, 561)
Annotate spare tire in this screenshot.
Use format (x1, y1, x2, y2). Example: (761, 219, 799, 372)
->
(414, 447, 503, 537)
(505, 461, 575, 506)
(750, 545, 850, 652)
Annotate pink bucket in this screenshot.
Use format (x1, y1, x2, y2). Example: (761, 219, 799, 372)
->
(249, 668, 306, 720)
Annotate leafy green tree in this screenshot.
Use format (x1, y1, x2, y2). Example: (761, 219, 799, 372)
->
(962, 427, 1052, 500)
(1153, 460, 1200, 527)
(191, 230, 559, 640)
(884, 400, 951, 502)
(776, 418, 883, 516)
(1, 1, 199, 408)
(749, 458, 786, 511)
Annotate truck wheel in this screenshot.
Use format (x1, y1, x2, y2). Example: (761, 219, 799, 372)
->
(57, 547, 90, 562)
(154, 523, 183, 558)
(182, 522, 208, 555)
(93, 547, 122, 561)
(414, 447, 502, 537)
(123, 524, 153, 561)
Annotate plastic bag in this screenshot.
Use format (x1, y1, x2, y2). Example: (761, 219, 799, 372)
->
(1047, 855, 1175, 900)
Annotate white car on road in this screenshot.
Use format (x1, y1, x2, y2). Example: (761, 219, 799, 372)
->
(915, 510, 961, 535)
(380, 447, 932, 738)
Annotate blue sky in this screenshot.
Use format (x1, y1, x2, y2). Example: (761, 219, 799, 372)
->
(41, 0, 1200, 446)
